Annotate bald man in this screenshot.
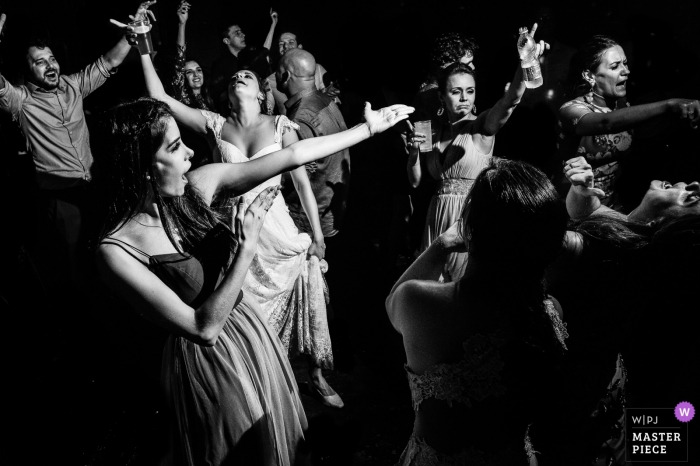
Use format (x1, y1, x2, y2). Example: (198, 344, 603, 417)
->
(266, 31, 328, 115)
(276, 48, 350, 240)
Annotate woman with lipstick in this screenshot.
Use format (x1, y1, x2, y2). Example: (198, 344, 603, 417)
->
(556, 35, 700, 210)
(407, 25, 548, 283)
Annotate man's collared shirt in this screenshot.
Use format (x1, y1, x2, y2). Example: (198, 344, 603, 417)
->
(0, 57, 112, 189)
(285, 88, 350, 237)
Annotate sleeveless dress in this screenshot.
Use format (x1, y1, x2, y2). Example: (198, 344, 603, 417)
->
(556, 97, 633, 208)
(419, 122, 494, 282)
(201, 110, 333, 369)
(398, 300, 569, 466)
(101, 225, 307, 466)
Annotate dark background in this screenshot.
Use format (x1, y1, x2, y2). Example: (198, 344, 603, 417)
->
(1, 1, 699, 465)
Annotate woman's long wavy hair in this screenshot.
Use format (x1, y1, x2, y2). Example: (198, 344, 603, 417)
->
(464, 159, 569, 360)
(569, 35, 620, 98)
(97, 98, 227, 254)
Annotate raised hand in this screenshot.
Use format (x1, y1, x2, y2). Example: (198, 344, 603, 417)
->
(270, 8, 278, 25)
(131, 1, 157, 23)
(517, 23, 549, 61)
(0, 13, 6, 42)
(233, 186, 280, 252)
(564, 156, 606, 198)
(363, 103, 414, 136)
(177, 1, 190, 24)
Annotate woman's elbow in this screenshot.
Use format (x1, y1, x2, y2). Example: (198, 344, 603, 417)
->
(193, 327, 221, 347)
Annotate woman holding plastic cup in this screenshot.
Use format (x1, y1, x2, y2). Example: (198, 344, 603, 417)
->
(407, 24, 548, 282)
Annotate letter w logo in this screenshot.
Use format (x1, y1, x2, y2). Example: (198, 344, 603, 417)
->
(680, 408, 690, 416)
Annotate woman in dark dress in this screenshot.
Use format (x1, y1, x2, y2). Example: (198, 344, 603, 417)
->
(95, 97, 412, 465)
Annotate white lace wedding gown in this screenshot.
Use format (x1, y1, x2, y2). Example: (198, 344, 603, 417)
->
(201, 110, 333, 369)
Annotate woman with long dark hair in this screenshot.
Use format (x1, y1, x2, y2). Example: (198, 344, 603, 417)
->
(387, 159, 569, 465)
(543, 156, 700, 464)
(95, 96, 411, 464)
(407, 25, 548, 282)
(140, 44, 349, 406)
(555, 35, 700, 209)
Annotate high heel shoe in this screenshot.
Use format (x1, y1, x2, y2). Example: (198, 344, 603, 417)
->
(308, 378, 344, 409)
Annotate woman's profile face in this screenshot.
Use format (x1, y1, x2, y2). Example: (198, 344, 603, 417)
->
(184, 61, 204, 91)
(228, 70, 263, 107)
(153, 118, 193, 198)
(590, 45, 629, 99)
(629, 180, 700, 222)
(440, 72, 476, 119)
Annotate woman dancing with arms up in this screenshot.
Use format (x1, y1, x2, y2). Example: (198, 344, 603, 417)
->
(95, 96, 411, 465)
(407, 24, 549, 282)
(138, 37, 349, 405)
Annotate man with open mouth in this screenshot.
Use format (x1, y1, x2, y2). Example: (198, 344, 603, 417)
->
(0, 2, 155, 298)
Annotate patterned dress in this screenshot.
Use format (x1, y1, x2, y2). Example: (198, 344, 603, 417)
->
(201, 110, 334, 369)
(420, 121, 494, 282)
(398, 300, 569, 466)
(557, 97, 633, 208)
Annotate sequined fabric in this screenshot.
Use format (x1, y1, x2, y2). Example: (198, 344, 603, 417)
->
(406, 332, 507, 410)
(436, 179, 475, 195)
(397, 431, 537, 466)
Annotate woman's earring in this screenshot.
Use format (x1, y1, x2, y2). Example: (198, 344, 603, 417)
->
(584, 80, 595, 103)
(472, 105, 477, 115)
(437, 102, 444, 116)
(146, 174, 151, 181)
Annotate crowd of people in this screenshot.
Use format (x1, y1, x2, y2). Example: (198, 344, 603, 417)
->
(1, 1, 698, 465)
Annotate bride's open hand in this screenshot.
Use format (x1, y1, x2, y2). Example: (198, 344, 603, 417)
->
(364, 103, 414, 136)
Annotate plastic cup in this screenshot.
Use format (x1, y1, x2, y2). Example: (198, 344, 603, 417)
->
(414, 121, 432, 153)
(129, 20, 154, 55)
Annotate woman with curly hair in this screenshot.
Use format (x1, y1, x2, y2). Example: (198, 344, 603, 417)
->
(555, 35, 700, 210)
(408, 25, 548, 282)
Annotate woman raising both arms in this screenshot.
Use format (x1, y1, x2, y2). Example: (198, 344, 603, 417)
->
(407, 24, 549, 282)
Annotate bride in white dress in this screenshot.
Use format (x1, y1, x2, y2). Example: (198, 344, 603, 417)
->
(141, 60, 343, 407)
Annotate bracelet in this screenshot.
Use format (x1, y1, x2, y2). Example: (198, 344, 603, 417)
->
(363, 122, 373, 138)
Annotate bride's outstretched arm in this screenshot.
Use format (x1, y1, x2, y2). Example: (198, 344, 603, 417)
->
(189, 103, 414, 203)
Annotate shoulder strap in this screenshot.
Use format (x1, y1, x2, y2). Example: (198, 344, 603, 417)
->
(100, 238, 151, 261)
(273, 115, 300, 144)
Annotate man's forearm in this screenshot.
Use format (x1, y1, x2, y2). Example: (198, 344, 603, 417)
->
(103, 36, 132, 70)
